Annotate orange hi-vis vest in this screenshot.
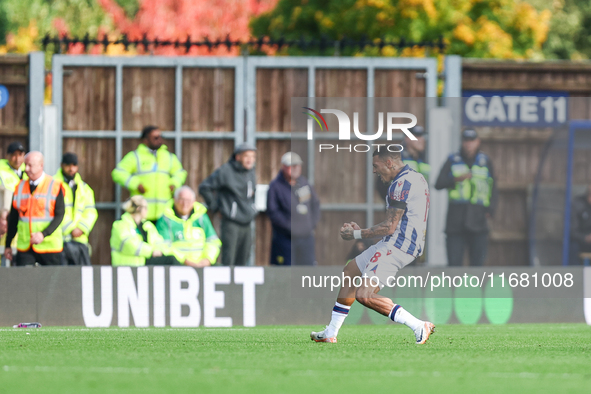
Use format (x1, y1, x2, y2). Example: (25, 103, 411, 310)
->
(13, 175, 64, 253)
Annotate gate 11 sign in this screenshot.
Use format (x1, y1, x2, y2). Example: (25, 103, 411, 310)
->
(463, 91, 568, 127)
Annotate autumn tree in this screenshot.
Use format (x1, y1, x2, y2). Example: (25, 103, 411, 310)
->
(250, 0, 552, 59)
(0, 0, 278, 56)
(527, 0, 591, 60)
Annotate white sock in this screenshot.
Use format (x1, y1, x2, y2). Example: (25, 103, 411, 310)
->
(326, 302, 351, 337)
(389, 305, 423, 331)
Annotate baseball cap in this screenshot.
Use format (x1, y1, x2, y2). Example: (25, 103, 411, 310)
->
(7, 142, 25, 154)
(462, 129, 479, 140)
(281, 152, 303, 166)
(410, 126, 426, 136)
(234, 142, 257, 154)
(61, 152, 78, 165)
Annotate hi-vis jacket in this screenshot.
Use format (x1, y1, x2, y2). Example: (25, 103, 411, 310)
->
(156, 202, 221, 264)
(0, 159, 26, 247)
(110, 212, 171, 266)
(0, 159, 26, 208)
(112, 144, 187, 221)
(54, 170, 98, 244)
(13, 175, 64, 253)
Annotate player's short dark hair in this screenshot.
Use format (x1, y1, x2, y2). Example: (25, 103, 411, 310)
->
(141, 125, 159, 139)
(372, 148, 401, 161)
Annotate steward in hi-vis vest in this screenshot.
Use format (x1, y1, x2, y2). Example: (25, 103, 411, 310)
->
(435, 129, 497, 267)
(54, 153, 98, 265)
(112, 126, 187, 222)
(110, 195, 179, 267)
(0, 142, 27, 250)
(156, 186, 221, 267)
(4, 151, 66, 266)
(401, 126, 430, 182)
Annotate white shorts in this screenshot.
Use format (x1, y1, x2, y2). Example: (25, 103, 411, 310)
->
(355, 241, 416, 287)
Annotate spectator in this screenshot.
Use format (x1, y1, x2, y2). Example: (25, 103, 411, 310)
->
(435, 129, 497, 266)
(199, 142, 257, 266)
(402, 126, 430, 181)
(54, 153, 98, 266)
(4, 151, 65, 266)
(0, 142, 26, 251)
(571, 185, 591, 264)
(156, 186, 221, 267)
(0, 142, 26, 210)
(112, 125, 187, 222)
(266, 152, 320, 266)
(110, 196, 179, 266)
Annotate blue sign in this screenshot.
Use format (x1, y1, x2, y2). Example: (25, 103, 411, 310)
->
(0, 85, 9, 109)
(463, 90, 569, 127)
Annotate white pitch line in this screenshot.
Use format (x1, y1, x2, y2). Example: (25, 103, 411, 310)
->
(1, 366, 588, 380)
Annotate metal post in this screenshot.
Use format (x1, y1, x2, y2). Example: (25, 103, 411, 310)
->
(115, 64, 123, 219)
(174, 65, 183, 160)
(307, 66, 315, 184)
(366, 67, 375, 227)
(29, 52, 45, 152)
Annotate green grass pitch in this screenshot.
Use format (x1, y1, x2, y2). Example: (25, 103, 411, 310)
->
(1, 324, 589, 393)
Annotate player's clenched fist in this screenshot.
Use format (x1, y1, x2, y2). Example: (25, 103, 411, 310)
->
(340, 222, 360, 240)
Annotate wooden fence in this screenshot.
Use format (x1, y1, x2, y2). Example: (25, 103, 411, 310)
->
(58, 63, 428, 266)
(0, 55, 29, 154)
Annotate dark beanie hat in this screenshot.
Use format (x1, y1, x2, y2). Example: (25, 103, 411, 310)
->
(61, 152, 78, 165)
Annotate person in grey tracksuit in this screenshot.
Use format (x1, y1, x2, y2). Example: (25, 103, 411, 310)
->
(199, 143, 257, 266)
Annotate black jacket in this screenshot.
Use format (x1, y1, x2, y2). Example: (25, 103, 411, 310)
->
(198, 157, 257, 225)
(435, 150, 497, 234)
(266, 171, 321, 238)
(571, 195, 591, 244)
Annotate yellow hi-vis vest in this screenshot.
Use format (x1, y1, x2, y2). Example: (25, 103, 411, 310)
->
(54, 170, 98, 245)
(0, 159, 26, 194)
(13, 175, 64, 253)
(111, 144, 187, 221)
(156, 203, 221, 264)
(448, 152, 493, 207)
(110, 212, 171, 266)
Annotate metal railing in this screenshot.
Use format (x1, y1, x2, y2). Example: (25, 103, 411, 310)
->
(41, 34, 446, 55)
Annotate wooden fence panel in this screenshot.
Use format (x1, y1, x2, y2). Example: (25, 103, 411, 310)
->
(256, 68, 308, 132)
(62, 138, 116, 202)
(374, 69, 426, 97)
(183, 68, 235, 131)
(62, 67, 115, 131)
(183, 139, 235, 196)
(122, 68, 175, 131)
(0, 56, 28, 149)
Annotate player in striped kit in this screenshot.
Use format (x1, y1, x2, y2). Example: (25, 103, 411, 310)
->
(311, 148, 434, 344)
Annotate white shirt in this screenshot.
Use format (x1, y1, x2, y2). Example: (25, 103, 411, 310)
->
(30, 172, 45, 187)
(384, 165, 430, 257)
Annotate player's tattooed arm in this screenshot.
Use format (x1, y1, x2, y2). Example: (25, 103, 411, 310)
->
(362, 207, 404, 238)
(340, 207, 404, 240)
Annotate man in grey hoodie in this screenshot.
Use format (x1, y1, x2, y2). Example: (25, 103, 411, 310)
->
(199, 143, 257, 266)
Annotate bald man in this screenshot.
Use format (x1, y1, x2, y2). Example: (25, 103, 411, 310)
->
(4, 151, 66, 266)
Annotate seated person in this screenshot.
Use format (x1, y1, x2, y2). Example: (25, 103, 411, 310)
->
(110, 196, 179, 266)
(156, 186, 221, 267)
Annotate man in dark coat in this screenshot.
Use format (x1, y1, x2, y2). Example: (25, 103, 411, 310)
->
(199, 143, 257, 266)
(267, 152, 320, 266)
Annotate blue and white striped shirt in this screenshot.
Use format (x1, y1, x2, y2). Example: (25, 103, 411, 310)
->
(385, 165, 430, 257)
